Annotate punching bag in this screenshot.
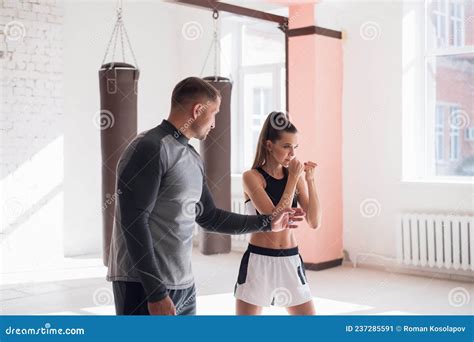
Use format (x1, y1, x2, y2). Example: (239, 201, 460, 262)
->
(199, 77, 232, 255)
(99, 4, 140, 266)
(98, 62, 139, 266)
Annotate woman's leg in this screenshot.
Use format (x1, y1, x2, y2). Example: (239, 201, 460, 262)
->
(286, 299, 316, 315)
(236, 299, 263, 315)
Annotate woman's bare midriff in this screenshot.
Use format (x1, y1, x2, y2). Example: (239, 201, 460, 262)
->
(249, 229, 298, 249)
(244, 173, 299, 249)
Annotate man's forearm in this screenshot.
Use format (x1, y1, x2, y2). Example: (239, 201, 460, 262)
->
(197, 208, 272, 235)
(197, 178, 273, 234)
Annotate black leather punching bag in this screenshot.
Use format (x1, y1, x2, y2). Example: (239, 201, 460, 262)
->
(99, 62, 138, 266)
(199, 77, 232, 255)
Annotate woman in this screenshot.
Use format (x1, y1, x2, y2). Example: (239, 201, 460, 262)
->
(234, 111, 322, 315)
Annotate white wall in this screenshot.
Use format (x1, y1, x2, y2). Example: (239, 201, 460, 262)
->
(314, 1, 473, 270)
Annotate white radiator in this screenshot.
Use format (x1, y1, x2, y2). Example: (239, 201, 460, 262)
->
(231, 198, 251, 249)
(397, 214, 473, 271)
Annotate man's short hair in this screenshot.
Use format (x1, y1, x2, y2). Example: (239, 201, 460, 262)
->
(171, 77, 221, 109)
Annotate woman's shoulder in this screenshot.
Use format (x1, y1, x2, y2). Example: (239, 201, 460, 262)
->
(242, 169, 265, 187)
(243, 168, 259, 178)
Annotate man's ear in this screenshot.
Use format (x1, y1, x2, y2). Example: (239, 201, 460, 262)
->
(191, 103, 202, 120)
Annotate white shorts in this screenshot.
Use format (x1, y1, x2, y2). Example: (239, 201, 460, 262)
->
(234, 244, 313, 307)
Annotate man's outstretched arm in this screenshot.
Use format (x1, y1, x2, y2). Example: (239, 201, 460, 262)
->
(196, 178, 304, 234)
(195, 178, 271, 234)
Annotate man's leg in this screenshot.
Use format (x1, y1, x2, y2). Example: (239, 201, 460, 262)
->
(169, 284, 197, 316)
(112, 281, 150, 315)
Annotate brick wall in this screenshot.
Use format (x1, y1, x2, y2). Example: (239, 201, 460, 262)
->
(1, 0, 63, 176)
(1, 0, 64, 272)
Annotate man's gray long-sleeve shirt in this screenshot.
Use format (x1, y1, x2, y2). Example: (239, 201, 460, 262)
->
(106, 120, 271, 302)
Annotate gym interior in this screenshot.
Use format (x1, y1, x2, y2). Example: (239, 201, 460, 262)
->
(1, 0, 473, 316)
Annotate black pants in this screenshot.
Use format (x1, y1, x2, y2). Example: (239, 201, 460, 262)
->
(112, 281, 196, 315)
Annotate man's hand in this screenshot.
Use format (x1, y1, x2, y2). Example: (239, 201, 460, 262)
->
(270, 207, 306, 232)
(147, 295, 176, 315)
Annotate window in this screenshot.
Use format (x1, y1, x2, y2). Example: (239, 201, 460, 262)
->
(424, 0, 473, 178)
(449, 1, 464, 47)
(449, 126, 460, 160)
(222, 18, 286, 174)
(252, 87, 272, 145)
(449, 105, 461, 161)
(432, 0, 448, 47)
(435, 105, 445, 161)
(465, 127, 474, 141)
(430, 0, 465, 48)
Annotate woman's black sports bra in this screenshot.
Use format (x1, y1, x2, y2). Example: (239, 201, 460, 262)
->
(244, 166, 298, 215)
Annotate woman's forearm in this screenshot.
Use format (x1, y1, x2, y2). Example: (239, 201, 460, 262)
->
(274, 175, 298, 212)
(307, 179, 322, 229)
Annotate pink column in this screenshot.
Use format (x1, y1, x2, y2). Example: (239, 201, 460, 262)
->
(288, 4, 344, 268)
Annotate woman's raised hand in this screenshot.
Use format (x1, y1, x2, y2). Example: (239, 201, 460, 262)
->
(304, 161, 318, 182)
(288, 158, 304, 179)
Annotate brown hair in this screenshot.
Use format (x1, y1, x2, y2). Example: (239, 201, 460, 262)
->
(251, 111, 298, 169)
(171, 77, 221, 110)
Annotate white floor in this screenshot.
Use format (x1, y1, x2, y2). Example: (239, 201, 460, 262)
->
(1, 249, 473, 315)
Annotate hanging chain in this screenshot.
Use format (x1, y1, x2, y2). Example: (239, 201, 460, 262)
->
(101, 0, 139, 68)
(102, 19, 118, 65)
(121, 22, 138, 67)
(200, 10, 220, 78)
(110, 0, 122, 63)
(213, 10, 219, 80)
(111, 22, 119, 62)
(119, 20, 125, 62)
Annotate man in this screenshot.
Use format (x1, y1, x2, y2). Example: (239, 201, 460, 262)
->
(106, 77, 305, 315)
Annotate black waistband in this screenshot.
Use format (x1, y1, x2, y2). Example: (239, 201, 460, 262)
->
(247, 243, 299, 257)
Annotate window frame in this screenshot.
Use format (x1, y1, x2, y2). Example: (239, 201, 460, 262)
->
(418, 0, 471, 180)
(231, 21, 286, 174)
(238, 64, 285, 173)
(435, 104, 445, 162)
